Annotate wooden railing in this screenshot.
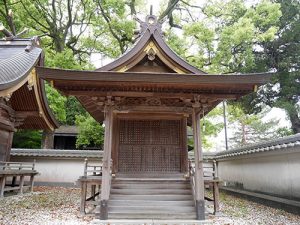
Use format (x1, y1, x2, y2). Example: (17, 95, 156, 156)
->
(79, 159, 113, 215)
(83, 159, 103, 177)
(0, 160, 38, 197)
(188, 159, 220, 215)
(189, 160, 196, 204)
(0, 161, 36, 171)
(78, 159, 103, 214)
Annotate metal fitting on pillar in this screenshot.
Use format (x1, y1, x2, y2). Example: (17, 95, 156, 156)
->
(196, 199, 205, 220)
(99, 200, 108, 220)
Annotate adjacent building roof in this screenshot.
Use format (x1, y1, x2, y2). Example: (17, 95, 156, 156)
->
(216, 134, 300, 159)
(0, 37, 58, 130)
(54, 125, 78, 136)
(0, 39, 42, 90)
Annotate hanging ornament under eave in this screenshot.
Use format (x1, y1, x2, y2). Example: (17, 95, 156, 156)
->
(202, 109, 206, 132)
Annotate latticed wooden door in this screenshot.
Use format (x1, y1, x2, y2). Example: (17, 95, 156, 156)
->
(118, 119, 182, 173)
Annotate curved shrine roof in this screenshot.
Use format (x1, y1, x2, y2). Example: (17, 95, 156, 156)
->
(0, 39, 42, 90)
(0, 37, 58, 130)
(96, 15, 206, 74)
(35, 15, 273, 123)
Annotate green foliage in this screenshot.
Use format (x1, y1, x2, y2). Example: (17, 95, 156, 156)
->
(12, 130, 42, 149)
(240, 0, 300, 133)
(83, 0, 138, 57)
(44, 48, 89, 70)
(75, 115, 104, 149)
(276, 127, 293, 137)
(66, 97, 87, 126)
(165, 0, 281, 73)
(165, 30, 189, 57)
(188, 107, 224, 150)
(227, 103, 288, 147)
(45, 83, 66, 123)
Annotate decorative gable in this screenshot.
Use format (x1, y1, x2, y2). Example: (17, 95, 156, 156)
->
(96, 15, 206, 75)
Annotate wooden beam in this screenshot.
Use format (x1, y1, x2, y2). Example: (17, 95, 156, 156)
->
(116, 112, 187, 120)
(62, 90, 239, 100)
(15, 111, 39, 118)
(192, 108, 205, 220)
(115, 105, 193, 114)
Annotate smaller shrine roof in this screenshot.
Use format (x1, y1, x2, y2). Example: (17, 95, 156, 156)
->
(0, 37, 58, 131)
(0, 39, 42, 90)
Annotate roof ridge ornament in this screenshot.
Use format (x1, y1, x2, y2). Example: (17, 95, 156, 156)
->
(25, 36, 41, 52)
(134, 14, 163, 36)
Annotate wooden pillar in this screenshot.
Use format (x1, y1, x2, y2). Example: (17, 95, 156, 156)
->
(80, 181, 87, 214)
(41, 130, 54, 149)
(19, 175, 25, 194)
(181, 117, 189, 173)
(0, 176, 6, 197)
(192, 108, 205, 220)
(213, 159, 220, 214)
(0, 100, 15, 162)
(99, 105, 114, 220)
(213, 181, 220, 214)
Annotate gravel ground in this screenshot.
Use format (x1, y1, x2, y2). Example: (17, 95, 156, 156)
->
(0, 187, 299, 225)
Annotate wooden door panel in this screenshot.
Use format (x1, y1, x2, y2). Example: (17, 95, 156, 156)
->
(118, 119, 182, 173)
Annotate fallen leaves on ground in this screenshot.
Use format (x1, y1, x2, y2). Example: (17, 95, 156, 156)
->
(0, 187, 299, 225)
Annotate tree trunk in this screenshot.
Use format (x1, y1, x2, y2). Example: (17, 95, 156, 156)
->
(53, 36, 65, 53)
(241, 123, 246, 145)
(41, 130, 54, 149)
(288, 110, 300, 134)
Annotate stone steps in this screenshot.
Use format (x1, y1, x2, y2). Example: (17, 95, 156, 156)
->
(110, 188, 192, 195)
(108, 177, 196, 219)
(108, 212, 197, 220)
(109, 199, 195, 207)
(110, 194, 194, 201)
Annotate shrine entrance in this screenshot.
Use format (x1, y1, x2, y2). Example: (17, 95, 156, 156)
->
(113, 114, 188, 174)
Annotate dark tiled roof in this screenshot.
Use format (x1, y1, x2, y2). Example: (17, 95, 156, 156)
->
(216, 134, 300, 158)
(189, 152, 216, 161)
(54, 125, 78, 135)
(10, 149, 103, 158)
(11, 148, 214, 161)
(0, 39, 42, 90)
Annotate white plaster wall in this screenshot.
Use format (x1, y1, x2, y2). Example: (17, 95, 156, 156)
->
(11, 156, 100, 186)
(218, 148, 300, 199)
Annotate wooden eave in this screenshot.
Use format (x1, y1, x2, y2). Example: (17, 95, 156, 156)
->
(36, 66, 272, 123)
(37, 67, 272, 88)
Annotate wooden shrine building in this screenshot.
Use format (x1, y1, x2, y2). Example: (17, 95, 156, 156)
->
(0, 36, 58, 162)
(36, 15, 271, 220)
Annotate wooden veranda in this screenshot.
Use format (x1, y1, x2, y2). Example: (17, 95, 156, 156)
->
(37, 15, 272, 220)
